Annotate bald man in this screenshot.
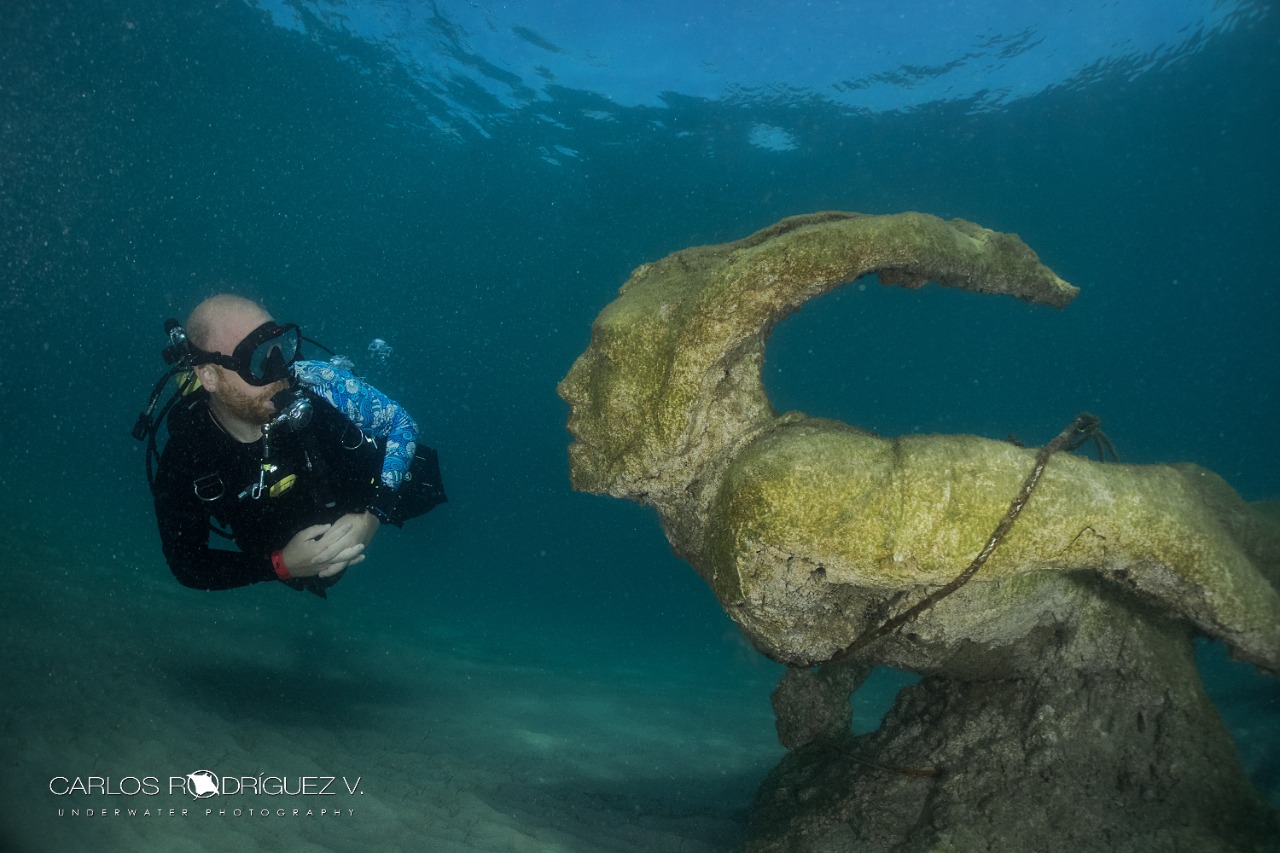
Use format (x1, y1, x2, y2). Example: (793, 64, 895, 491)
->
(151, 295, 444, 595)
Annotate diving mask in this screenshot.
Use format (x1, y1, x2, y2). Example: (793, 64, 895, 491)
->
(190, 321, 302, 386)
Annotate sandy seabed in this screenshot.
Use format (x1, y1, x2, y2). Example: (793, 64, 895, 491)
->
(4, 514, 1275, 853)
(0, 518, 807, 853)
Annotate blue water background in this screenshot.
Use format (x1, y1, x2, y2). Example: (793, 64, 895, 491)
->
(1, 0, 1277, 844)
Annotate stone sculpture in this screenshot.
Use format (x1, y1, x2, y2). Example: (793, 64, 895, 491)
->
(559, 212, 1279, 851)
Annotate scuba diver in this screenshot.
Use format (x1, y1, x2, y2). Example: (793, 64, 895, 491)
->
(134, 294, 445, 595)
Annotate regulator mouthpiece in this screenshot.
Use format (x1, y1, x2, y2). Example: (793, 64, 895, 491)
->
(268, 386, 313, 433)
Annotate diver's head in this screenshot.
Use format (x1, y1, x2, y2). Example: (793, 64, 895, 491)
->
(187, 295, 301, 386)
(187, 295, 299, 431)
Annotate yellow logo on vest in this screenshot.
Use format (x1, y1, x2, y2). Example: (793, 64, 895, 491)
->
(269, 474, 297, 498)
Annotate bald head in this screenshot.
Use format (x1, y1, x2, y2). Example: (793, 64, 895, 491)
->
(186, 294, 272, 356)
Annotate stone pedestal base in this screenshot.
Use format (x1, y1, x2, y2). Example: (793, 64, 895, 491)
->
(752, 608, 1277, 853)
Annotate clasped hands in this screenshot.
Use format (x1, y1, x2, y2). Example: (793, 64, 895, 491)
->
(280, 512, 380, 578)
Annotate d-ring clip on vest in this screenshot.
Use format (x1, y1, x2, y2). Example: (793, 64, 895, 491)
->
(247, 422, 279, 501)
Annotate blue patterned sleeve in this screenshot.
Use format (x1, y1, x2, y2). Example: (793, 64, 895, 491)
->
(292, 360, 418, 489)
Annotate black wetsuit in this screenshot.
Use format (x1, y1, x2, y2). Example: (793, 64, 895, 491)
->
(153, 389, 442, 591)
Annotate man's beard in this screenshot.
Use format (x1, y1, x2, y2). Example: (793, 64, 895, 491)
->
(219, 379, 288, 425)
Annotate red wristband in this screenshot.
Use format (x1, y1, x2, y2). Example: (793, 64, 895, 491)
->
(271, 550, 291, 581)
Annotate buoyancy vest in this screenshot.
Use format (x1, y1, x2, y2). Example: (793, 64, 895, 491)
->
(161, 389, 382, 555)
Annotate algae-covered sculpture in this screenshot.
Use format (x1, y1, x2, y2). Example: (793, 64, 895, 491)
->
(559, 212, 1280, 852)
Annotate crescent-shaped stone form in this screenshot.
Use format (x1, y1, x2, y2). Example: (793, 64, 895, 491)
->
(558, 211, 1280, 674)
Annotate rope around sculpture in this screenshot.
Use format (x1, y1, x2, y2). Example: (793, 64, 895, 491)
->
(825, 413, 1114, 666)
